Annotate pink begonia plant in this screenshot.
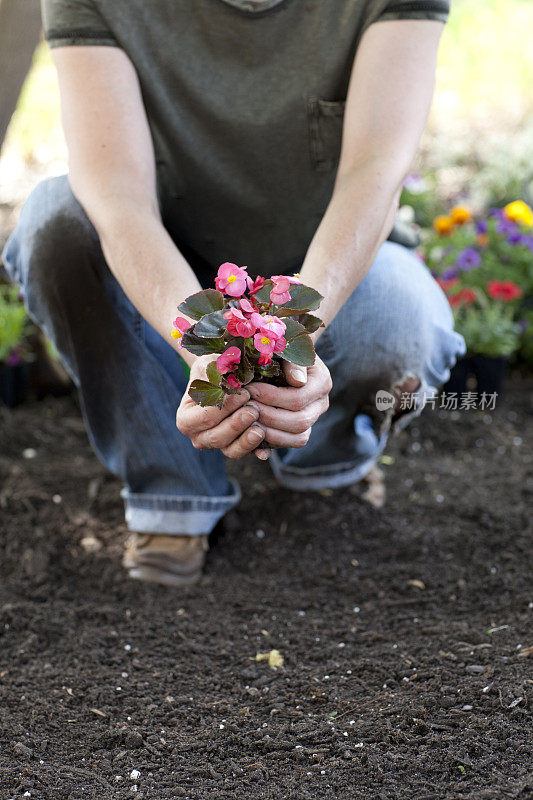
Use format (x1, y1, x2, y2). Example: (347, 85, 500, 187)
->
(171, 262, 324, 408)
(170, 316, 192, 348)
(223, 307, 257, 338)
(216, 346, 242, 374)
(270, 274, 303, 305)
(214, 262, 248, 297)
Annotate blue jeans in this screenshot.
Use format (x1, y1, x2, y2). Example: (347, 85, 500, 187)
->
(2, 176, 465, 534)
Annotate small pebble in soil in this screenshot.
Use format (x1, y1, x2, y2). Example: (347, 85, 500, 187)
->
(52, 494, 62, 504)
(22, 448, 37, 459)
(130, 770, 141, 780)
(256, 529, 265, 538)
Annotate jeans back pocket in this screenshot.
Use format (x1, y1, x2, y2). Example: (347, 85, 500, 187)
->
(307, 98, 346, 172)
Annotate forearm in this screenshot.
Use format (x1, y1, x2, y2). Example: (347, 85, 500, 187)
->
(300, 157, 404, 338)
(86, 196, 202, 367)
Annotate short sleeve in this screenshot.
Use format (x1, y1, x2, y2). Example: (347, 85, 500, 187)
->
(41, 0, 119, 48)
(364, 0, 450, 31)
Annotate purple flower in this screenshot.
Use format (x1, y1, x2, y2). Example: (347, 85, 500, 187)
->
(489, 208, 505, 220)
(441, 266, 459, 281)
(519, 234, 533, 251)
(475, 219, 488, 235)
(455, 247, 481, 271)
(403, 173, 428, 194)
(496, 218, 518, 236)
(6, 350, 22, 367)
(507, 229, 523, 245)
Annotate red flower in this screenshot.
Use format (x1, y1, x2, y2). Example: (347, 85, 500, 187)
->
(487, 280, 523, 302)
(437, 278, 459, 292)
(449, 288, 476, 307)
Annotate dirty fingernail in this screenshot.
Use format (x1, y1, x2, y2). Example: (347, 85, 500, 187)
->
(256, 448, 271, 460)
(248, 427, 264, 443)
(242, 406, 258, 421)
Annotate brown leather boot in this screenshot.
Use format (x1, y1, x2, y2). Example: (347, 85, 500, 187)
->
(123, 533, 208, 587)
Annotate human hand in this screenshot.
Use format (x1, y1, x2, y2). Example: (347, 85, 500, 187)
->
(246, 354, 332, 460)
(176, 355, 266, 458)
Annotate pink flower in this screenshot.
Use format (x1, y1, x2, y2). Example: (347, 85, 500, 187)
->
(226, 374, 242, 389)
(239, 297, 255, 314)
(270, 275, 291, 305)
(246, 275, 265, 295)
(250, 313, 286, 340)
(223, 307, 257, 338)
(170, 316, 192, 349)
(216, 346, 242, 374)
(258, 354, 272, 366)
(254, 332, 287, 356)
(215, 262, 248, 297)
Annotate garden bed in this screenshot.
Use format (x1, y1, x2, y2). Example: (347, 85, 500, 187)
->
(0, 381, 532, 800)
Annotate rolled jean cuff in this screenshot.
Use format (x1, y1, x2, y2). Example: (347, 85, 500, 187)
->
(269, 446, 388, 492)
(120, 478, 241, 535)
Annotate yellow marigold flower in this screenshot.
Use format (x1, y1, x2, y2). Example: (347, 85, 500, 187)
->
(450, 205, 473, 225)
(433, 215, 454, 235)
(504, 200, 533, 227)
(476, 233, 489, 247)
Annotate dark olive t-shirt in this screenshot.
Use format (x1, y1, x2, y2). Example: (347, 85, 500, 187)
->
(41, 0, 449, 277)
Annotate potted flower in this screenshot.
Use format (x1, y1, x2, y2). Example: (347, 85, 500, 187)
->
(0, 285, 32, 407)
(421, 200, 533, 393)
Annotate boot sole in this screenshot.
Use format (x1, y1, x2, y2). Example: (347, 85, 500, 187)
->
(127, 565, 202, 587)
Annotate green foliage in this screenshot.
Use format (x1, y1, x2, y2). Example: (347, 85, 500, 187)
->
(178, 289, 224, 321)
(296, 313, 325, 334)
(276, 284, 323, 312)
(0, 286, 30, 363)
(455, 304, 521, 358)
(193, 309, 227, 338)
(206, 360, 222, 386)
(282, 318, 307, 342)
(188, 379, 226, 409)
(180, 331, 227, 356)
(280, 332, 315, 367)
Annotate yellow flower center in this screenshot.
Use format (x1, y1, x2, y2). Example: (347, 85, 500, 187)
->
(261, 336, 271, 345)
(171, 329, 183, 340)
(227, 274, 237, 283)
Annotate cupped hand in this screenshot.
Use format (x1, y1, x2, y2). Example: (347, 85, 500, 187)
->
(246, 354, 332, 459)
(176, 355, 266, 459)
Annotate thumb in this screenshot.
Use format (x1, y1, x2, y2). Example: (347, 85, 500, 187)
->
(283, 362, 307, 387)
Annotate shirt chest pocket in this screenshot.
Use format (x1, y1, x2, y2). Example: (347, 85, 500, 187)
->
(307, 98, 346, 172)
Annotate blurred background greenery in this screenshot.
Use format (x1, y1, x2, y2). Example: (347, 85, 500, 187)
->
(1, 0, 532, 211)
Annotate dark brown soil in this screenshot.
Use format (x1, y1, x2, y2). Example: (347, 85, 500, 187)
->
(0, 378, 532, 800)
